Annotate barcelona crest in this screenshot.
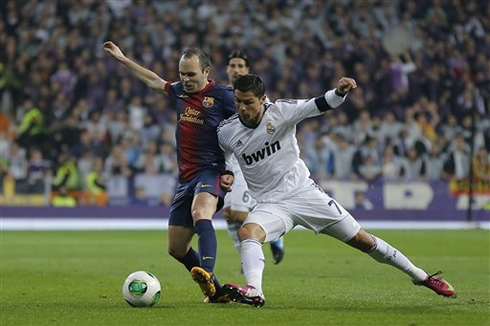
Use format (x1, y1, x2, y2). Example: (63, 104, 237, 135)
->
(202, 97, 215, 108)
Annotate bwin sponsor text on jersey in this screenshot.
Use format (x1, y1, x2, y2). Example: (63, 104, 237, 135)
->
(242, 141, 281, 165)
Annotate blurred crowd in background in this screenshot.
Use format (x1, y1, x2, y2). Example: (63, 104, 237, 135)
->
(0, 0, 489, 207)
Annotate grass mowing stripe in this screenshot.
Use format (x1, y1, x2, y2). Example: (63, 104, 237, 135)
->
(1, 230, 489, 325)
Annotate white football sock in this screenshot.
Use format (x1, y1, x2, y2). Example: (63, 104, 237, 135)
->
(227, 222, 241, 252)
(367, 236, 427, 282)
(240, 238, 265, 293)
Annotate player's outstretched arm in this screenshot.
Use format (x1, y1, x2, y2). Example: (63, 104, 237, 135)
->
(103, 41, 167, 95)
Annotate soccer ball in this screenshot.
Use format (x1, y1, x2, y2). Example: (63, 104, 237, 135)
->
(122, 271, 161, 307)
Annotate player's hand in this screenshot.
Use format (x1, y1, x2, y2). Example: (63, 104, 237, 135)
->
(221, 174, 234, 192)
(103, 41, 126, 61)
(338, 77, 357, 94)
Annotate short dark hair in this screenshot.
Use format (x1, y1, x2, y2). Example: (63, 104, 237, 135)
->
(182, 47, 211, 71)
(227, 51, 249, 67)
(233, 74, 265, 98)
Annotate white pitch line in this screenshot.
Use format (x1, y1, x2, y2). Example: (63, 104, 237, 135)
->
(1, 218, 488, 231)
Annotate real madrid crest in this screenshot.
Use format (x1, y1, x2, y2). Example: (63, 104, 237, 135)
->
(266, 122, 275, 134)
(202, 97, 215, 108)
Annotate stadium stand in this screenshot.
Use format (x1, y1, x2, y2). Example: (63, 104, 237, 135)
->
(0, 0, 488, 207)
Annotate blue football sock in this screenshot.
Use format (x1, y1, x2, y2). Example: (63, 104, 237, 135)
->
(194, 220, 218, 273)
(178, 247, 200, 272)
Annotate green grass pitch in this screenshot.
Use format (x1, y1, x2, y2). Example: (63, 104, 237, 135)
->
(1, 229, 489, 325)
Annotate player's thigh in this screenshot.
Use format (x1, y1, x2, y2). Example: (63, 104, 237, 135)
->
(168, 225, 195, 258)
(290, 184, 360, 242)
(192, 170, 226, 218)
(191, 191, 219, 221)
(244, 202, 294, 243)
(320, 214, 361, 242)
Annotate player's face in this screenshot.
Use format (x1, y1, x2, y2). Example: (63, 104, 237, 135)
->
(226, 58, 249, 85)
(234, 90, 266, 126)
(179, 55, 210, 94)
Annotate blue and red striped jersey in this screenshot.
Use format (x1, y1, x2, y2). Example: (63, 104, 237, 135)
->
(165, 80, 235, 182)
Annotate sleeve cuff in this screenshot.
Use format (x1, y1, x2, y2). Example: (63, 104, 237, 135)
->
(335, 89, 347, 97)
(316, 89, 347, 112)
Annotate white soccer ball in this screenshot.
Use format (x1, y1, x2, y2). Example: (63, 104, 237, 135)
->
(122, 271, 161, 307)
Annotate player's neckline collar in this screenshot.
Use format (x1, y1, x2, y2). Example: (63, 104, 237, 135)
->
(183, 79, 215, 96)
(239, 115, 260, 129)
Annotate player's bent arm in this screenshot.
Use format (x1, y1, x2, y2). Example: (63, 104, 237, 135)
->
(317, 77, 357, 111)
(221, 154, 235, 192)
(217, 126, 232, 163)
(217, 134, 235, 191)
(119, 57, 168, 95)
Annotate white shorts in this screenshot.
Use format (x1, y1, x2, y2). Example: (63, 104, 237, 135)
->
(224, 172, 257, 212)
(243, 181, 361, 243)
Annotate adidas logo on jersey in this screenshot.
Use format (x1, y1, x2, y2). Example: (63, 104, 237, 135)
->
(242, 141, 281, 165)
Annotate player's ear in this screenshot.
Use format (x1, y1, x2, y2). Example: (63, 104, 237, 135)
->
(203, 66, 211, 76)
(260, 95, 267, 103)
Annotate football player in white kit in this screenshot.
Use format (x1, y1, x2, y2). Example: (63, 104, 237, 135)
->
(224, 51, 285, 266)
(218, 74, 456, 307)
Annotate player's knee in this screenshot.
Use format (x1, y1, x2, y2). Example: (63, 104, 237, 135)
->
(237, 226, 252, 241)
(346, 229, 375, 252)
(191, 193, 217, 221)
(238, 223, 265, 242)
(191, 209, 204, 221)
(191, 208, 213, 222)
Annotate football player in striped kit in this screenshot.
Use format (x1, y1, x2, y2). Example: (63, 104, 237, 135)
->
(104, 41, 234, 303)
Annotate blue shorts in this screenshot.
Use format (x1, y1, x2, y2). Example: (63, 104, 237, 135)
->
(168, 170, 226, 228)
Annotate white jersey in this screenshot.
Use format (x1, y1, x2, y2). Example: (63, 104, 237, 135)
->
(218, 89, 346, 203)
(223, 92, 271, 210)
(224, 92, 271, 180)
